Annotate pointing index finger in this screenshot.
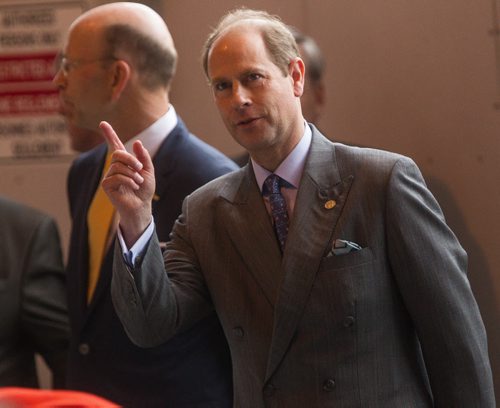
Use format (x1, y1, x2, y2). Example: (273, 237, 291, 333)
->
(99, 121, 126, 152)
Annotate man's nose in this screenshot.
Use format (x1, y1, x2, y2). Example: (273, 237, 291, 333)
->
(231, 82, 251, 108)
(52, 68, 65, 88)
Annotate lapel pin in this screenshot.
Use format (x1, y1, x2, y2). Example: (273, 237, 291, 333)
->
(153, 194, 160, 202)
(324, 200, 336, 210)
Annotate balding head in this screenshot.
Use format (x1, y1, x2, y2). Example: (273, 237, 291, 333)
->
(202, 9, 299, 79)
(71, 2, 177, 90)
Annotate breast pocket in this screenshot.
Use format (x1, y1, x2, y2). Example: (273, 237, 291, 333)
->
(320, 247, 373, 271)
(302, 248, 374, 335)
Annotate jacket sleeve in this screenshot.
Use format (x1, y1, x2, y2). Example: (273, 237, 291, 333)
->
(386, 156, 495, 406)
(21, 215, 69, 388)
(111, 200, 213, 348)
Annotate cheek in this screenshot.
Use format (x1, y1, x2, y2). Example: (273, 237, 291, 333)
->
(68, 75, 93, 97)
(215, 100, 231, 119)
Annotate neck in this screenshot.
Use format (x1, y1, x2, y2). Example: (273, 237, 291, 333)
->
(250, 120, 304, 172)
(109, 92, 169, 143)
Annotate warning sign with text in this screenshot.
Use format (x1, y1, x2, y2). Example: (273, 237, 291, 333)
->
(0, 1, 85, 160)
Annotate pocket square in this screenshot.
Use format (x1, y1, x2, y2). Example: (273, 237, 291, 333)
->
(330, 239, 362, 256)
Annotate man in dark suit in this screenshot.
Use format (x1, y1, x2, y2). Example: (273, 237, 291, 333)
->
(102, 8, 494, 408)
(0, 196, 68, 388)
(53, 2, 236, 407)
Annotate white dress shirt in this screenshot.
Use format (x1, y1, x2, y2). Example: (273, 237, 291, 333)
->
(252, 122, 311, 217)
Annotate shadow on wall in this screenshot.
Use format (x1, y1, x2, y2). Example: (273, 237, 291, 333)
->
(425, 175, 500, 400)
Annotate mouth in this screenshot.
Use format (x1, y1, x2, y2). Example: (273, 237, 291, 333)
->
(236, 117, 261, 127)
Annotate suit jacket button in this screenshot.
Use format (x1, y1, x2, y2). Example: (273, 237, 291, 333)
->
(78, 343, 90, 355)
(343, 316, 355, 328)
(323, 378, 336, 392)
(263, 383, 276, 397)
(232, 327, 244, 338)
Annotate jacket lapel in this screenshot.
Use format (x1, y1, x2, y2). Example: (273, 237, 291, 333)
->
(265, 129, 354, 380)
(150, 119, 185, 213)
(219, 165, 284, 307)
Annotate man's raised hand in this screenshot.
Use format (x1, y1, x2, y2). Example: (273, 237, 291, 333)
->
(100, 121, 155, 246)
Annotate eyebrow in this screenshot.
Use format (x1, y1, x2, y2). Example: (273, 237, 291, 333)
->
(210, 68, 266, 83)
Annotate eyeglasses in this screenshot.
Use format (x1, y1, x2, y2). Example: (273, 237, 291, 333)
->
(58, 56, 117, 76)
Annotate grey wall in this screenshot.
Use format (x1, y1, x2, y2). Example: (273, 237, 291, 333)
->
(0, 0, 498, 399)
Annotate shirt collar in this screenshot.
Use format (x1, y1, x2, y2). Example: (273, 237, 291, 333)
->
(253, 122, 312, 192)
(123, 104, 178, 158)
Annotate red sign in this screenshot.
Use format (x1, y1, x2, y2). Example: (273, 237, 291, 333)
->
(0, 89, 59, 115)
(0, 52, 58, 83)
(0, 1, 84, 159)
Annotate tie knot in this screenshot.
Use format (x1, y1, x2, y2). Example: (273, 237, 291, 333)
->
(263, 174, 283, 196)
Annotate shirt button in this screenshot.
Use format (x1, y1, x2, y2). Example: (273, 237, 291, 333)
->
(78, 343, 90, 355)
(323, 378, 336, 392)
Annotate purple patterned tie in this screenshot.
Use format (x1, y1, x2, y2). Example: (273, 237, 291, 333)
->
(263, 174, 289, 252)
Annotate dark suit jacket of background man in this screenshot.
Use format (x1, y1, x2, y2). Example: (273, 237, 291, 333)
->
(112, 125, 495, 407)
(0, 196, 68, 388)
(66, 118, 238, 407)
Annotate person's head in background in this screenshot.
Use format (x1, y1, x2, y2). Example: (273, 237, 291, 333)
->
(53, 2, 177, 142)
(290, 27, 326, 126)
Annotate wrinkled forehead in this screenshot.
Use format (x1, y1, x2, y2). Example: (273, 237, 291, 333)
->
(208, 27, 271, 76)
(209, 24, 273, 62)
(212, 20, 266, 49)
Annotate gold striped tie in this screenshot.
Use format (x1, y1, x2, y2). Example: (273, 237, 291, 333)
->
(87, 152, 115, 302)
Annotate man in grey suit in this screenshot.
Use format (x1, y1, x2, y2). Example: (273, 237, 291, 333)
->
(0, 196, 68, 388)
(102, 8, 495, 407)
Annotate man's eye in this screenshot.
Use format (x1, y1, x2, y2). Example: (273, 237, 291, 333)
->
(213, 82, 229, 92)
(243, 73, 263, 87)
(248, 73, 262, 81)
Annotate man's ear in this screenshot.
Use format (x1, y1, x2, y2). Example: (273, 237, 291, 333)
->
(289, 57, 305, 97)
(109, 60, 131, 100)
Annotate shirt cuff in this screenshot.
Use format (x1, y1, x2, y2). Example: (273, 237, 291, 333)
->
(117, 220, 155, 267)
